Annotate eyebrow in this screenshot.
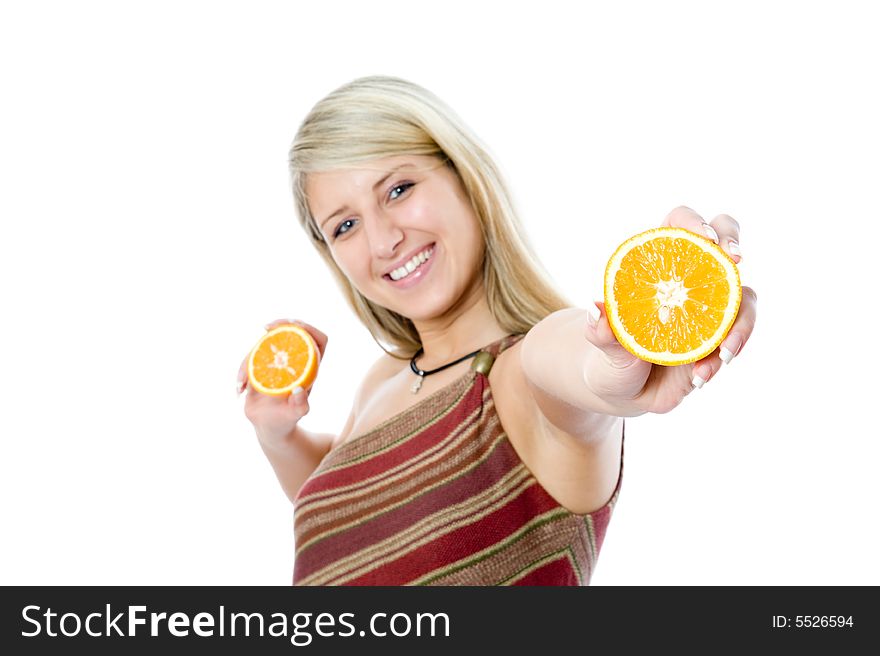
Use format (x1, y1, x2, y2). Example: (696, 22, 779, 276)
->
(318, 163, 413, 233)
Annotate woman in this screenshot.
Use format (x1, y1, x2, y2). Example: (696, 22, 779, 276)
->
(237, 76, 757, 585)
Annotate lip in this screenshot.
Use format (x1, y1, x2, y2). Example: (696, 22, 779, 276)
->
(382, 243, 436, 277)
(382, 243, 437, 289)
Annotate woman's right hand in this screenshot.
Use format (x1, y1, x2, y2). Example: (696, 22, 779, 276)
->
(237, 319, 328, 450)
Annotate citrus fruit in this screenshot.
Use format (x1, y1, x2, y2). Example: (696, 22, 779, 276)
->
(247, 325, 319, 396)
(604, 227, 741, 366)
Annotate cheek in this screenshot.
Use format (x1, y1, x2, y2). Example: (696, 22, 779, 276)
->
(403, 198, 433, 227)
(328, 247, 364, 282)
(458, 209, 484, 259)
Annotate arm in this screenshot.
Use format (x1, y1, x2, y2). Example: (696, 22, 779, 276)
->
(516, 307, 624, 514)
(520, 307, 630, 444)
(239, 318, 338, 505)
(257, 351, 392, 504)
(257, 424, 341, 505)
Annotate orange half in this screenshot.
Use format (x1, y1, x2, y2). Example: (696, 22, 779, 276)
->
(604, 227, 741, 365)
(247, 325, 319, 396)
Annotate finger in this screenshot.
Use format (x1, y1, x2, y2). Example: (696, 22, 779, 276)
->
(287, 385, 311, 414)
(584, 302, 639, 368)
(263, 318, 329, 360)
(264, 317, 300, 333)
(236, 355, 249, 396)
(661, 205, 719, 246)
(708, 213, 742, 263)
(719, 286, 757, 365)
(690, 350, 725, 390)
(291, 320, 328, 361)
(242, 386, 286, 423)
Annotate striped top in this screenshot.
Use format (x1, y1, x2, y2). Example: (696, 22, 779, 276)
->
(292, 334, 622, 586)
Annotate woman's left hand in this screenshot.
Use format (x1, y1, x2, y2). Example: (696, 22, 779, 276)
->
(582, 206, 758, 415)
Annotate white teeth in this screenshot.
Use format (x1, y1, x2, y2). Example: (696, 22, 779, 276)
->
(389, 246, 434, 281)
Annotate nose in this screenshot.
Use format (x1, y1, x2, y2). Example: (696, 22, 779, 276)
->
(364, 210, 404, 260)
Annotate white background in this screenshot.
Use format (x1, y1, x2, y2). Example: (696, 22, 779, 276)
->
(1, 0, 877, 585)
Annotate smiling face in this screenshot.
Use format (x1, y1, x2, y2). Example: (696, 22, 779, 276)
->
(305, 155, 486, 323)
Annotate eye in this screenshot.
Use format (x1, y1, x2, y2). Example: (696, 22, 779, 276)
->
(388, 182, 414, 201)
(333, 218, 356, 239)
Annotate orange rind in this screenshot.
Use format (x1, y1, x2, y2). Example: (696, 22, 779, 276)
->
(604, 227, 741, 366)
(247, 325, 319, 395)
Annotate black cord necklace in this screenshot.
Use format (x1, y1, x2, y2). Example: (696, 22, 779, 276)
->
(409, 346, 482, 394)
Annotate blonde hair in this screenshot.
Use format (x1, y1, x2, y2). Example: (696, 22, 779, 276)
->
(289, 75, 571, 357)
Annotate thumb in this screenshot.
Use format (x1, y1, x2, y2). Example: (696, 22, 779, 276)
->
(287, 386, 311, 416)
(584, 301, 639, 369)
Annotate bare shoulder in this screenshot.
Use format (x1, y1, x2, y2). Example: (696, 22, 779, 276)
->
(490, 336, 623, 515)
(363, 349, 406, 384)
(330, 351, 404, 450)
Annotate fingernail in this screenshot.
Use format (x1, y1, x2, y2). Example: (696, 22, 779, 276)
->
(236, 379, 245, 395)
(691, 373, 706, 389)
(292, 386, 304, 395)
(719, 334, 742, 365)
(703, 224, 719, 244)
(587, 304, 600, 326)
(728, 239, 741, 258)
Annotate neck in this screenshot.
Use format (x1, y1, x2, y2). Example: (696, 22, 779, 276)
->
(411, 283, 508, 369)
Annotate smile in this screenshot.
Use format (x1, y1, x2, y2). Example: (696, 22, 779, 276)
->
(386, 245, 435, 281)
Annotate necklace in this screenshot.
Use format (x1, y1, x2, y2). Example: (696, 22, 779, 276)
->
(409, 346, 482, 394)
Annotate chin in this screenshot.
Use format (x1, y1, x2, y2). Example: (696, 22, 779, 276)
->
(362, 282, 459, 322)
(377, 298, 443, 323)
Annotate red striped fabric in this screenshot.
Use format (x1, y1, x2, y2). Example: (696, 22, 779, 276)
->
(292, 334, 622, 586)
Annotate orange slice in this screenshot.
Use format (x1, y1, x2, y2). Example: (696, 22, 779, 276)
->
(247, 325, 319, 396)
(604, 227, 741, 366)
